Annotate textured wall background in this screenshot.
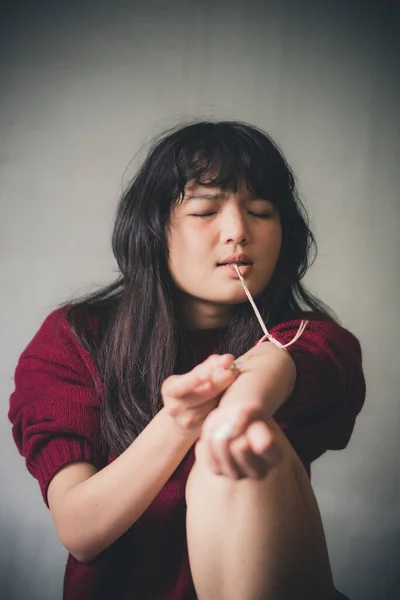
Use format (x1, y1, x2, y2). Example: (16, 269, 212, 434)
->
(1, 1, 399, 598)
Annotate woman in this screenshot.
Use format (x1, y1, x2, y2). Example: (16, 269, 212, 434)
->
(9, 121, 365, 600)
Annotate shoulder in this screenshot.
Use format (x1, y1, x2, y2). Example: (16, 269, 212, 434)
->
(10, 307, 104, 448)
(14, 307, 102, 398)
(21, 306, 81, 348)
(273, 311, 361, 345)
(269, 312, 363, 372)
(15, 306, 100, 390)
(9, 307, 107, 503)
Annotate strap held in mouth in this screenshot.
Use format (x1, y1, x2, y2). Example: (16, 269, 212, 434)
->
(232, 263, 308, 351)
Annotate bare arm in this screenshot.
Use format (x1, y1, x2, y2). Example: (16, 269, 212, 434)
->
(222, 341, 297, 416)
(200, 342, 297, 480)
(47, 353, 237, 563)
(203, 341, 297, 435)
(48, 407, 196, 562)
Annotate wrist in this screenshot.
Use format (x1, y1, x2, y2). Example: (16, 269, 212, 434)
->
(253, 343, 296, 411)
(161, 407, 201, 446)
(221, 343, 297, 418)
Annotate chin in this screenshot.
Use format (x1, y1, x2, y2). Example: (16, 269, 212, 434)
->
(213, 294, 249, 306)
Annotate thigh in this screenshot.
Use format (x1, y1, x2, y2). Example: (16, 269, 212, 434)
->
(186, 422, 336, 600)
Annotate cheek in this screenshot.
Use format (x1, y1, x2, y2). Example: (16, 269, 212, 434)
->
(262, 222, 282, 258)
(171, 227, 203, 260)
(168, 221, 211, 279)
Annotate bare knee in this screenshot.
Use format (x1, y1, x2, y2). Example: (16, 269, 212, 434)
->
(186, 419, 303, 507)
(185, 425, 335, 600)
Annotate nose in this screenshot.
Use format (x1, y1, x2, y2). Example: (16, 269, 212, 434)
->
(220, 204, 249, 246)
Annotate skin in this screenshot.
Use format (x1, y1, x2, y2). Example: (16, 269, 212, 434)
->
(165, 178, 293, 480)
(47, 176, 335, 597)
(167, 179, 282, 329)
(164, 180, 336, 598)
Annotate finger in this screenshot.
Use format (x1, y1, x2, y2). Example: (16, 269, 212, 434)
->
(195, 438, 231, 478)
(208, 435, 245, 480)
(162, 354, 235, 398)
(164, 361, 239, 407)
(201, 402, 259, 442)
(164, 373, 238, 418)
(199, 363, 239, 394)
(172, 397, 220, 431)
(229, 434, 268, 480)
(199, 409, 240, 477)
(246, 421, 283, 468)
(201, 437, 223, 476)
(200, 354, 238, 392)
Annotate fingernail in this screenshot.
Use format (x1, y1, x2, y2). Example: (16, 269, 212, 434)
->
(213, 423, 235, 441)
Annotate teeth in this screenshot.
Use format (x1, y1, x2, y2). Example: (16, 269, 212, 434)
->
(218, 261, 250, 266)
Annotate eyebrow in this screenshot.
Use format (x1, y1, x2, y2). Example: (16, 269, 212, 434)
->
(184, 192, 227, 201)
(184, 191, 273, 204)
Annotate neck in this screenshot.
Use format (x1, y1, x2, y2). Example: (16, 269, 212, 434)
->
(177, 293, 234, 330)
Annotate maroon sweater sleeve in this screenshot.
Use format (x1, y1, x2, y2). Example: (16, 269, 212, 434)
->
(8, 308, 107, 505)
(266, 316, 366, 464)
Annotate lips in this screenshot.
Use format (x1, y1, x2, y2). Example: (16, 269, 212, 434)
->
(216, 253, 253, 267)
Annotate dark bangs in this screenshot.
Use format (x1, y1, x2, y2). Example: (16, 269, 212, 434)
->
(169, 121, 294, 206)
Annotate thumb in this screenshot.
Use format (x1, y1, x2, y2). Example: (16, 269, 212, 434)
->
(201, 403, 261, 441)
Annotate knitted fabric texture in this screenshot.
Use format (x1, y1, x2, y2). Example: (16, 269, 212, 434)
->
(9, 308, 365, 600)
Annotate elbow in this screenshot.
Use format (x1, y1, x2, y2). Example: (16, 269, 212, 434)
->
(58, 531, 103, 564)
(51, 501, 108, 563)
(75, 553, 100, 564)
(63, 542, 101, 564)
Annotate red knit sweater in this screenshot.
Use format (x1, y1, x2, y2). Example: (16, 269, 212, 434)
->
(9, 308, 365, 600)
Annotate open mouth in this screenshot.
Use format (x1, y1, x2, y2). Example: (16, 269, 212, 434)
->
(216, 262, 253, 278)
(217, 261, 252, 267)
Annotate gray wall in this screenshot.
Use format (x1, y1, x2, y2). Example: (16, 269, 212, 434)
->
(1, 1, 399, 599)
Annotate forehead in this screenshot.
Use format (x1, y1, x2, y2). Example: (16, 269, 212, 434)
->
(183, 179, 253, 200)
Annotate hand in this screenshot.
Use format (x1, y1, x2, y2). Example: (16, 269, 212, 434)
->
(161, 354, 239, 436)
(199, 404, 283, 480)
(198, 342, 295, 480)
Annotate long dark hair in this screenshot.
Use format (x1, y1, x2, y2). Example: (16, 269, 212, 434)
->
(66, 120, 333, 455)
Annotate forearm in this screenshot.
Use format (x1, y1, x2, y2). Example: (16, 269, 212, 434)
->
(54, 408, 197, 562)
(220, 342, 297, 418)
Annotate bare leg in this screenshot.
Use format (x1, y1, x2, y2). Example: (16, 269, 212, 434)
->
(186, 420, 336, 600)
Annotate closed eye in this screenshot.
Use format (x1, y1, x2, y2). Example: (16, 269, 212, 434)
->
(190, 212, 217, 218)
(249, 212, 273, 219)
(190, 212, 273, 219)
